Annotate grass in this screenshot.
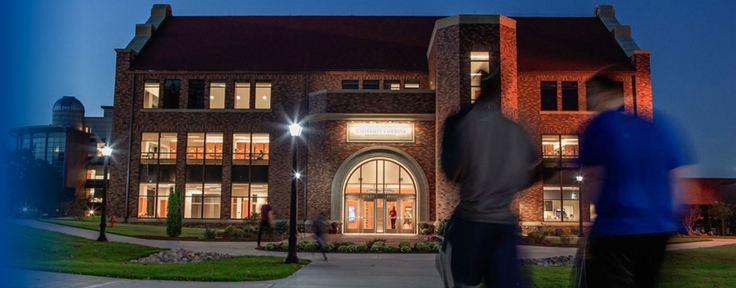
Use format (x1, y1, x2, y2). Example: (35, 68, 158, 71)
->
(41, 216, 209, 238)
(7, 223, 308, 281)
(667, 237, 713, 244)
(524, 244, 736, 288)
(522, 236, 714, 247)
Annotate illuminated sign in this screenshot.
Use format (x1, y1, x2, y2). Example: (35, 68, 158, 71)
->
(346, 123, 414, 143)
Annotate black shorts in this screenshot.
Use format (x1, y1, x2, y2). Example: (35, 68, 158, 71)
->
(574, 233, 670, 288)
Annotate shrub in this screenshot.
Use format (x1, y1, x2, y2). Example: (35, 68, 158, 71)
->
(414, 242, 429, 251)
(296, 241, 306, 251)
(224, 225, 244, 239)
(400, 246, 412, 253)
(420, 223, 430, 229)
(398, 242, 411, 248)
(384, 246, 399, 253)
(265, 243, 278, 251)
(166, 187, 182, 237)
(526, 231, 546, 244)
(304, 241, 318, 252)
(274, 220, 289, 236)
(279, 241, 289, 251)
(324, 243, 335, 252)
(571, 228, 580, 236)
(426, 241, 440, 251)
(554, 228, 565, 237)
(370, 245, 385, 252)
(334, 241, 355, 247)
(356, 244, 369, 252)
(560, 235, 574, 245)
(365, 238, 388, 249)
(436, 219, 448, 236)
(346, 245, 357, 253)
(203, 227, 217, 239)
(337, 245, 349, 252)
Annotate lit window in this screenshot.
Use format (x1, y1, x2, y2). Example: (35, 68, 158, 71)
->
(470, 51, 490, 102)
(143, 81, 159, 109)
(384, 80, 401, 90)
(542, 135, 579, 159)
(230, 183, 269, 219)
(235, 82, 251, 109)
(209, 81, 225, 109)
(255, 82, 271, 109)
(404, 80, 420, 89)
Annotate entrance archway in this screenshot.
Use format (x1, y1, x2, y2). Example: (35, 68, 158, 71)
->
(331, 146, 429, 234)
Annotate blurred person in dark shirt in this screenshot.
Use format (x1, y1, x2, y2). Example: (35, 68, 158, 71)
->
(437, 68, 538, 288)
(574, 73, 693, 288)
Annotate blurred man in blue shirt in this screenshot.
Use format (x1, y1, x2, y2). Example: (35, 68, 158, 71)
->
(575, 73, 692, 288)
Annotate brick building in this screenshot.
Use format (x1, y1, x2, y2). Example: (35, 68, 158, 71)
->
(109, 4, 654, 233)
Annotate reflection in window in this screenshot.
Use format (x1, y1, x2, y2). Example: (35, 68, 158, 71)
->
(162, 80, 180, 109)
(542, 135, 578, 158)
(143, 81, 159, 109)
(255, 82, 271, 109)
(470, 51, 490, 102)
(188, 80, 206, 109)
(235, 82, 251, 109)
(209, 81, 225, 109)
(562, 81, 579, 111)
(363, 80, 379, 90)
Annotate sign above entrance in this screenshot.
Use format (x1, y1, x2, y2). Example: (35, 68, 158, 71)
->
(346, 123, 414, 143)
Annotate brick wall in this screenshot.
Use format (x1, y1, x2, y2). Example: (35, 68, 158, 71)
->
(309, 91, 435, 114)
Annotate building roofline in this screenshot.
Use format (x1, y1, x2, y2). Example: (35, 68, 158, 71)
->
(118, 4, 172, 54)
(426, 15, 516, 59)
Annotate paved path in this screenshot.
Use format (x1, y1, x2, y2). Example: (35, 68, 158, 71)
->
(7, 220, 736, 288)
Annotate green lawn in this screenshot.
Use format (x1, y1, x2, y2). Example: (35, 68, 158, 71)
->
(41, 217, 209, 238)
(667, 237, 714, 244)
(8, 223, 307, 281)
(524, 245, 736, 288)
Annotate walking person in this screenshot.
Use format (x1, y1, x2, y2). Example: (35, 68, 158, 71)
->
(256, 201, 273, 249)
(437, 68, 538, 288)
(573, 73, 692, 288)
(311, 209, 328, 261)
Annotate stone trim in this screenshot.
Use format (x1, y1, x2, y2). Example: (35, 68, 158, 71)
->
(330, 146, 431, 227)
(308, 89, 435, 96)
(140, 109, 273, 113)
(306, 113, 435, 122)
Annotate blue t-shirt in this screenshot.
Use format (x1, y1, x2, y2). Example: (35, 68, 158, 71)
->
(580, 108, 691, 236)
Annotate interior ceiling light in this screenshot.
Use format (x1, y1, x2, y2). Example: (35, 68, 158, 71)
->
(236, 96, 241, 100)
(210, 95, 215, 99)
(262, 95, 267, 100)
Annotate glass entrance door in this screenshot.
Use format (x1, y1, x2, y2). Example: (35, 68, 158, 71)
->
(376, 199, 385, 233)
(386, 200, 398, 233)
(362, 200, 375, 233)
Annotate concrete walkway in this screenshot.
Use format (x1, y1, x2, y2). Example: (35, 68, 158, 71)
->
(8, 220, 736, 288)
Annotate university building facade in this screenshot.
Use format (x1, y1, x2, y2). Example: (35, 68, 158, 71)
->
(109, 4, 654, 233)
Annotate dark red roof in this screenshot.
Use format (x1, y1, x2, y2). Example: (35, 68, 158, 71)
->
(514, 17, 635, 72)
(130, 16, 635, 72)
(130, 16, 440, 72)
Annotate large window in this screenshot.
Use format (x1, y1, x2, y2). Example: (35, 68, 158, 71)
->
(363, 80, 379, 90)
(470, 51, 490, 103)
(542, 135, 579, 159)
(562, 81, 579, 111)
(47, 132, 65, 171)
(209, 81, 225, 109)
(342, 80, 359, 89)
(541, 81, 557, 111)
(138, 132, 177, 218)
(162, 80, 180, 109)
(384, 80, 400, 90)
(188, 80, 206, 109)
(185, 133, 223, 219)
(231, 133, 270, 219)
(255, 82, 271, 109)
(543, 168, 581, 222)
(143, 81, 160, 109)
(235, 81, 251, 109)
(32, 133, 46, 161)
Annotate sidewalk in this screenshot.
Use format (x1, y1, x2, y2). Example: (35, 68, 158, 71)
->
(9, 220, 736, 288)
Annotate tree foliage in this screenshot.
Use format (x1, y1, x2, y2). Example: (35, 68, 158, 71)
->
(681, 205, 701, 235)
(710, 202, 734, 236)
(4, 149, 73, 218)
(166, 187, 182, 237)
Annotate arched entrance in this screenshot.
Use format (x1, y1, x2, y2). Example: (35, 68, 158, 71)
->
(331, 146, 429, 234)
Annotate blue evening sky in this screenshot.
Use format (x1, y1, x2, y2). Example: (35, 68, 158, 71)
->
(2, 0, 734, 177)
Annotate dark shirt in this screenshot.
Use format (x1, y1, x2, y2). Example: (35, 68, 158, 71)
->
(580, 108, 691, 236)
(260, 204, 272, 221)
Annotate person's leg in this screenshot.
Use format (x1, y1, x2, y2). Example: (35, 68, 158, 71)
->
(257, 220, 266, 247)
(438, 216, 486, 287)
(634, 234, 670, 287)
(483, 223, 520, 288)
(582, 235, 637, 288)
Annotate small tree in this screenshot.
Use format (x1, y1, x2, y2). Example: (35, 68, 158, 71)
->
(681, 205, 701, 235)
(166, 187, 182, 237)
(709, 201, 734, 236)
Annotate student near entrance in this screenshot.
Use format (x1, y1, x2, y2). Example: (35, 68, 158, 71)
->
(389, 206, 397, 229)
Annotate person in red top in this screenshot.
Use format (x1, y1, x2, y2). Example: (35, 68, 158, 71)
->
(257, 202, 273, 248)
(389, 206, 398, 229)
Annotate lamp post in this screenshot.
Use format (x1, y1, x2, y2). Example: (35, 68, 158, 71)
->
(97, 146, 113, 242)
(285, 123, 302, 264)
(576, 175, 584, 237)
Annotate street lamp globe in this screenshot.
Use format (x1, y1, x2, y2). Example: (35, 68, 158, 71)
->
(295, 172, 301, 179)
(289, 123, 303, 137)
(576, 175, 583, 182)
(101, 146, 113, 157)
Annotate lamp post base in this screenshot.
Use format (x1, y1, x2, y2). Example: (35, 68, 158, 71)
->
(284, 254, 299, 264)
